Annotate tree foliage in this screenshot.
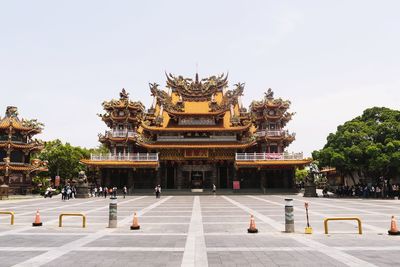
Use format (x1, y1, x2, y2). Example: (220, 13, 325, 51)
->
(312, 107, 400, 181)
(36, 139, 107, 181)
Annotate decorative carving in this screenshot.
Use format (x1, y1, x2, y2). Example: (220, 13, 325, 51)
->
(265, 88, 274, 99)
(119, 88, 129, 99)
(166, 72, 228, 101)
(5, 106, 18, 117)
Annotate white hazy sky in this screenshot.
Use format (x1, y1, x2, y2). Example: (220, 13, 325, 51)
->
(1, 1, 399, 157)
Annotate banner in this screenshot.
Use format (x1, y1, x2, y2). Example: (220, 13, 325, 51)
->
(55, 176, 60, 187)
(233, 181, 240, 190)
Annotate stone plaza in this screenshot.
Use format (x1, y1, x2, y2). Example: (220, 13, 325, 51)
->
(0, 194, 400, 266)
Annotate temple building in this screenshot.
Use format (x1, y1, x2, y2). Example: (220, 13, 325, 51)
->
(0, 106, 47, 194)
(81, 73, 311, 192)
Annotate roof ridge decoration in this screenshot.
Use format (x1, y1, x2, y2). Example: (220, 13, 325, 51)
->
(209, 82, 244, 113)
(149, 82, 184, 113)
(101, 89, 145, 112)
(5, 106, 18, 118)
(165, 72, 228, 101)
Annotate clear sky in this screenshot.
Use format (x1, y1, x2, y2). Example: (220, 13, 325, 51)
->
(0, 0, 399, 156)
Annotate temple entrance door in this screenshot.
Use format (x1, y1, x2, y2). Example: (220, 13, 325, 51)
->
(166, 167, 175, 189)
(219, 167, 227, 189)
(191, 171, 203, 189)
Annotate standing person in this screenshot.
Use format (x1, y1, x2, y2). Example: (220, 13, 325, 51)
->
(94, 187, 98, 197)
(104, 186, 108, 198)
(66, 185, 71, 200)
(123, 186, 127, 198)
(212, 184, 216, 196)
(99, 186, 103, 197)
(61, 187, 65, 201)
(113, 187, 117, 198)
(155, 185, 160, 199)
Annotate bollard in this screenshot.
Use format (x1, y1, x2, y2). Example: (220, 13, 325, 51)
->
(285, 198, 294, 233)
(108, 196, 117, 228)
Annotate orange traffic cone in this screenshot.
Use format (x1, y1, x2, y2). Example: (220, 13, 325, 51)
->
(130, 212, 140, 230)
(247, 214, 258, 233)
(388, 216, 400, 235)
(32, 210, 43, 227)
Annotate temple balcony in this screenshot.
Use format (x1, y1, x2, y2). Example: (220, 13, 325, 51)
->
(157, 135, 237, 142)
(103, 130, 136, 138)
(90, 153, 158, 161)
(235, 152, 304, 161)
(255, 130, 295, 138)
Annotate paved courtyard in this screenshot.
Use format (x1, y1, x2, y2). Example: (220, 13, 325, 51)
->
(0, 194, 400, 266)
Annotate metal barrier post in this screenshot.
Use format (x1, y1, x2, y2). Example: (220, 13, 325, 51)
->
(0, 211, 14, 225)
(285, 198, 294, 233)
(324, 217, 362, 234)
(109, 197, 117, 228)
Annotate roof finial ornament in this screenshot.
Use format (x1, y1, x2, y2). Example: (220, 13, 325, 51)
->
(5, 106, 18, 118)
(120, 88, 129, 99)
(265, 88, 274, 100)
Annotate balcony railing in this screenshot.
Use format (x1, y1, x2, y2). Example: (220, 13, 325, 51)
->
(90, 153, 158, 161)
(104, 130, 136, 138)
(255, 130, 289, 137)
(235, 152, 304, 161)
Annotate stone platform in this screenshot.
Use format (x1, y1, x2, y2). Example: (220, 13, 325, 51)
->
(0, 195, 399, 266)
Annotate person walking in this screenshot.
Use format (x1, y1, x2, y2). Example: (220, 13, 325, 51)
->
(104, 186, 108, 198)
(99, 186, 103, 197)
(212, 184, 216, 196)
(94, 187, 98, 197)
(123, 186, 127, 199)
(113, 187, 117, 198)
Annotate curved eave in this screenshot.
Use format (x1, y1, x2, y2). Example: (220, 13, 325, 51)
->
(165, 109, 226, 117)
(140, 123, 252, 132)
(235, 159, 312, 168)
(0, 125, 41, 134)
(0, 142, 44, 151)
(80, 159, 159, 168)
(137, 141, 256, 149)
(99, 137, 136, 143)
(0, 164, 48, 172)
(102, 114, 140, 122)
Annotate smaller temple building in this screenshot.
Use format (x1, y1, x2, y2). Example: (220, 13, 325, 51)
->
(0, 106, 47, 194)
(82, 73, 311, 192)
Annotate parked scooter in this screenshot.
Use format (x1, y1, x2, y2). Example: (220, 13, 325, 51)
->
(44, 187, 53, 198)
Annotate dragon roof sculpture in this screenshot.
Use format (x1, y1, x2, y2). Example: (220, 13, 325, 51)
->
(166, 72, 228, 101)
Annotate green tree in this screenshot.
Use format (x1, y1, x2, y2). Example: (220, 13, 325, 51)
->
(36, 139, 91, 181)
(295, 168, 308, 183)
(313, 107, 400, 182)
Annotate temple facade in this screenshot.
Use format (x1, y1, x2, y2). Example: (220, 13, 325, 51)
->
(0, 106, 47, 194)
(82, 73, 311, 192)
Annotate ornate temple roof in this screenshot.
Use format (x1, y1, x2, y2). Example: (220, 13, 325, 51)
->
(0, 106, 43, 134)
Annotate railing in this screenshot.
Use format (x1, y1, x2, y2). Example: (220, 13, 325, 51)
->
(104, 130, 136, 138)
(255, 130, 294, 137)
(0, 162, 27, 166)
(90, 153, 158, 161)
(235, 152, 304, 161)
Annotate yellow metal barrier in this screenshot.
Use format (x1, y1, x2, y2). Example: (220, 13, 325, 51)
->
(324, 217, 362, 234)
(0, 211, 15, 225)
(59, 213, 86, 228)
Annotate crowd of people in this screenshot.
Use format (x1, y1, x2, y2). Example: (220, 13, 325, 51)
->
(91, 186, 128, 198)
(326, 183, 400, 199)
(61, 184, 77, 200)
